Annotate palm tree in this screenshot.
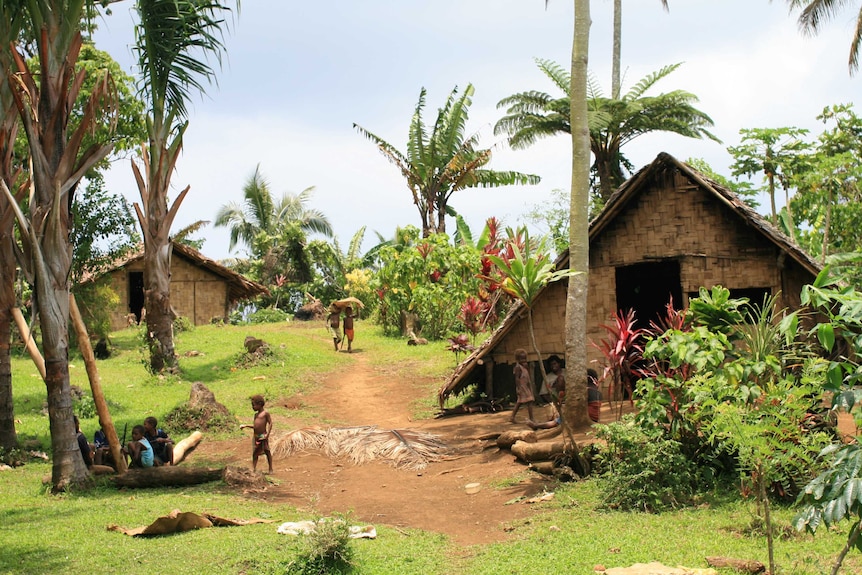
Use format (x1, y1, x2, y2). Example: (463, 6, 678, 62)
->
(130, 0, 238, 373)
(215, 165, 332, 284)
(354, 84, 540, 237)
(611, 1, 669, 99)
(495, 61, 719, 202)
(788, 0, 862, 74)
(1, 0, 119, 490)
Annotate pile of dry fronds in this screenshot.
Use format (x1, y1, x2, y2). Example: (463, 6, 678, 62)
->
(270, 426, 448, 470)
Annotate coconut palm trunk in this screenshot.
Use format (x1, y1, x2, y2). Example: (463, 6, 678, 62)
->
(564, 0, 592, 433)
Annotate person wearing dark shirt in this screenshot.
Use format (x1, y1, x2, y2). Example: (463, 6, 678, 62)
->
(73, 416, 93, 468)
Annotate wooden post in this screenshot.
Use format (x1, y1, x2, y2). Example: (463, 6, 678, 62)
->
(11, 307, 45, 380)
(69, 294, 127, 473)
(484, 357, 494, 401)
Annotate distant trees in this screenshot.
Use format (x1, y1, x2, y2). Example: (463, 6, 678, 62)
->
(355, 84, 540, 237)
(215, 165, 333, 301)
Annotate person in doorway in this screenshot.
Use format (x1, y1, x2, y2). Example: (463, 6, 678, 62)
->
(510, 348, 535, 424)
(240, 394, 273, 473)
(343, 306, 355, 353)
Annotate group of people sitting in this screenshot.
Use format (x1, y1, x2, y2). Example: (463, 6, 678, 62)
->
(75, 415, 174, 471)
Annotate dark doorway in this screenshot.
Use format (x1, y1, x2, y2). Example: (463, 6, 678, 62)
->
(615, 260, 682, 329)
(129, 271, 144, 322)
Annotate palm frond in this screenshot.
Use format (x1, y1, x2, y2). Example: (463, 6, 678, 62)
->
(269, 426, 448, 470)
(623, 62, 682, 101)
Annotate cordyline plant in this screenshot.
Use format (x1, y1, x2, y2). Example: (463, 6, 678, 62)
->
(592, 308, 644, 418)
(446, 334, 475, 365)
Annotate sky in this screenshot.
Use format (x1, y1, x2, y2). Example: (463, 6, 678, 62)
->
(91, 1, 861, 262)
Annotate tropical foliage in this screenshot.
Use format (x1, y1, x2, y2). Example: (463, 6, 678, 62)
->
(354, 84, 540, 237)
(495, 60, 719, 203)
(216, 165, 332, 300)
(787, 0, 862, 74)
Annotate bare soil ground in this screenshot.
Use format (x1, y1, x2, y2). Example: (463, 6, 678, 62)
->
(194, 347, 602, 547)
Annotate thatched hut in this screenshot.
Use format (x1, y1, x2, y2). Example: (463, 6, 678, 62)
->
(95, 242, 268, 331)
(439, 152, 821, 405)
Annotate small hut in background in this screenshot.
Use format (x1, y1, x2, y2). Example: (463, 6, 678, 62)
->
(440, 152, 821, 406)
(96, 242, 268, 331)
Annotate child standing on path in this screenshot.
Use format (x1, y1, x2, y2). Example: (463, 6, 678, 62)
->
(510, 348, 535, 424)
(240, 394, 273, 473)
(343, 306, 355, 353)
(327, 306, 341, 351)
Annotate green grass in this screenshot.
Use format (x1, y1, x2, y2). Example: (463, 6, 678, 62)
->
(3, 320, 861, 574)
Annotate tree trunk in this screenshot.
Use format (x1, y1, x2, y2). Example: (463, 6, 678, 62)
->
(0, 224, 16, 450)
(611, 0, 621, 99)
(143, 240, 178, 373)
(69, 294, 127, 473)
(564, 0, 593, 435)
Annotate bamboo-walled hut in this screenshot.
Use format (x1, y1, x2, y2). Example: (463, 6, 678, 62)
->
(439, 153, 821, 406)
(96, 242, 268, 331)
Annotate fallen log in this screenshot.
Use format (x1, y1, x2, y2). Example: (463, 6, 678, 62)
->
(528, 461, 555, 475)
(112, 466, 224, 488)
(496, 430, 537, 450)
(705, 556, 765, 574)
(511, 440, 565, 463)
(173, 431, 203, 465)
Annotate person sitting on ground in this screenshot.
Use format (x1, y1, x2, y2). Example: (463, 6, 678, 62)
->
(74, 415, 93, 468)
(123, 424, 154, 468)
(93, 426, 114, 467)
(538, 355, 565, 405)
(143, 416, 174, 466)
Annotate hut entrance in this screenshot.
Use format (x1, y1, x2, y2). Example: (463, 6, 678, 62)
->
(615, 260, 682, 329)
(128, 271, 145, 322)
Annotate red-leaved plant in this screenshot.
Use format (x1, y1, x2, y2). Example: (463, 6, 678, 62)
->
(592, 308, 644, 418)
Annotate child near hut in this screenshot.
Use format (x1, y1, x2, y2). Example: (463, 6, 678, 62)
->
(510, 348, 535, 424)
(240, 394, 273, 473)
(123, 425, 154, 468)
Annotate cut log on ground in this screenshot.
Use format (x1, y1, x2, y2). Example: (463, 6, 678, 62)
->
(496, 430, 537, 450)
(173, 431, 203, 465)
(511, 440, 565, 462)
(112, 466, 223, 488)
(528, 461, 555, 475)
(705, 556, 765, 574)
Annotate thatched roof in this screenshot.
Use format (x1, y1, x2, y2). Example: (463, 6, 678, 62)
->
(437, 152, 821, 405)
(86, 242, 269, 304)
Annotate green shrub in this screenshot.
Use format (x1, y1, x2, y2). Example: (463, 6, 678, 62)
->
(247, 307, 290, 324)
(595, 416, 702, 512)
(163, 404, 236, 434)
(286, 517, 354, 575)
(174, 316, 194, 333)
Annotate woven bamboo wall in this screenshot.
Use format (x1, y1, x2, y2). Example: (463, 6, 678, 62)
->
(490, 170, 815, 378)
(107, 256, 230, 331)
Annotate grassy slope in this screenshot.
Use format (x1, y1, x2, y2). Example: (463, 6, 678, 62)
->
(0, 321, 858, 574)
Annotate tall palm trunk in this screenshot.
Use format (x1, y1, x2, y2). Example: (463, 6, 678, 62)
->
(564, 0, 592, 435)
(132, 143, 189, 374)
(612, 0, 621, 99)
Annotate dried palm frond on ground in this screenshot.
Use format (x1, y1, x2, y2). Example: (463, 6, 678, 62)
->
(270, 426, 448, 470)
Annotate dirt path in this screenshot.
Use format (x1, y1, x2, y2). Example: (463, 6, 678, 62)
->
(197, 348, 558, 546)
